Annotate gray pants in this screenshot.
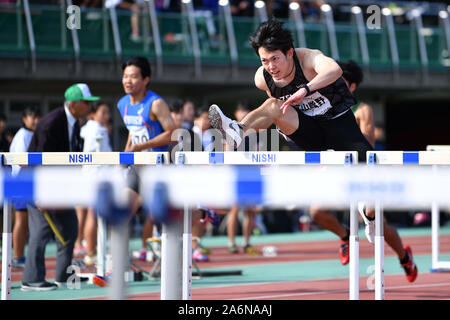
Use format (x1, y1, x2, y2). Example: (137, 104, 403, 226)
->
(22, 205, 78, 284)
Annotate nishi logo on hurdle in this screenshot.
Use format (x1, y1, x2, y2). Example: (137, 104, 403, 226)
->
(0, 152, 169, 301)
(176, 151, 357, 165)
(2, 152, 169, 166)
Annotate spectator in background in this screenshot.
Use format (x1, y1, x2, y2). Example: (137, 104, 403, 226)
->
(338, 60, 375, 148)
(193, 0, 219, 46)
(267, 0, 289, 19)
(106, 0, 142, 42)
(169, 99, 201, 157)
(76, 0, 102, 8)
(192, 106, 216, 151)
(75, 103, 112, 266)
(9, 107, 41, 269)
(230, 0, 254, 17)
(301, 0, 323, 22)
(182, 99, 196, 130)
(0, 113, 11, 152)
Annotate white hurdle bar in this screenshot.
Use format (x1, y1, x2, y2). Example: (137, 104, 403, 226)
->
(176, 151, 358, 300)
(427, 145, 450, 151)
(366, 150, 450, 300)
(141, 164, 450, 300)
(0, 152, 169, 300)
(2, 163, 450, 300)
(426, 146, 450, 272)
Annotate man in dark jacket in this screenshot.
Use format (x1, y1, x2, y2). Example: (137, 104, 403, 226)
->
(21, 83, 99, 291)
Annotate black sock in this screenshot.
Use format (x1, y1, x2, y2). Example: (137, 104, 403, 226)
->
(400, 251, 409, 264)
(341, 228, 350, 241)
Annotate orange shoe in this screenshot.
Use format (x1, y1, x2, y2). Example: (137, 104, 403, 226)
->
(401, 245, 418, 283)
(339, 239, 350, 265)
(92, 275, 107, 287)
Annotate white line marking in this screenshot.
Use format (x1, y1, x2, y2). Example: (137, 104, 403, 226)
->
(231, 281, 450, 300)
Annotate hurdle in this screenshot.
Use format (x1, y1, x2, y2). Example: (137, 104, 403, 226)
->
(141, 164, 450, 300)
(171, 150, 358, 300)
(426, 145, 450, 271)
(427, 145, 450, 151)
(0, 152, 169, 300)
(365, 150, 450, 300)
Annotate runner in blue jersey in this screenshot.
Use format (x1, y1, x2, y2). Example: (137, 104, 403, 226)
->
(119, 57, 174, 153)
(120, 56, 175, 260)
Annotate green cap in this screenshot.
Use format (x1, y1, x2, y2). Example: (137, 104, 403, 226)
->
(64, 83, 100, 102)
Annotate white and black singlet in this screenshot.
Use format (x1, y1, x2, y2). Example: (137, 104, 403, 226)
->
(263, 52, 373, 161)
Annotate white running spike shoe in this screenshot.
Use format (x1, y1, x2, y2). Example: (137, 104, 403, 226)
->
(358, 202, 375, 244)
(208, 104, 243, 147)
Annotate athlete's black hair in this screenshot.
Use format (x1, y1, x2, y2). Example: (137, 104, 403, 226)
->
(195, 105, 209, 118)
(234, 101, 251, 113)
(338, 60, 363, 86)
(249, 18, 294, 56)
(21, 106, 40, 127)
(122, 56, 152, 79)
(91, 103, 109, 113)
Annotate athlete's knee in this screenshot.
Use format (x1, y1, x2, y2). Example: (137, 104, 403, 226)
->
(309, 207, 328, 223)
(309, 207, 321, 220)
(263, 98, 282, 115)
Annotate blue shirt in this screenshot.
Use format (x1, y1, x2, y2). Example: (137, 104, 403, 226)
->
(117, 90, 168, 152)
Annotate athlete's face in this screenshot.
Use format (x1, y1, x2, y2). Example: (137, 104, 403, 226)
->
(94, 104, 111, 127)
(258, 47, 293, 81)
(196, 112, 210, 131)
(22, 114, 40, 131)
(171, 112, 183, 128)
(182, 101, 195, 122)
(122, 65, 149, 96)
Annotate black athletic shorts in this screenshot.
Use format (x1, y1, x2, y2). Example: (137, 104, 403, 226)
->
(287, 108, 374, 162)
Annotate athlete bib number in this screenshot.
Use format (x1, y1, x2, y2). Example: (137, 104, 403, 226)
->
(130, 126, 150, 146)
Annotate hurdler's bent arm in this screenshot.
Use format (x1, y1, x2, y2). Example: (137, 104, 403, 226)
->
(280, 48, 342, 113)
(124, 99, 176, 152)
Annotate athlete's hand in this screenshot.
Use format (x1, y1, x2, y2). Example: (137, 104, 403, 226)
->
(125, 144, 140, 152)
(280, 88, 308, 114)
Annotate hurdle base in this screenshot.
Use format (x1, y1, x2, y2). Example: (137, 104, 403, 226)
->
(193, 270, 242, 277)
(147, 269, 243, 280)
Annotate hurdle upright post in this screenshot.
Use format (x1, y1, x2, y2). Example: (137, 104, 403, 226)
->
(431, 201, 440, 270)
(178, 152, 193, 300)
(1, 200, 13, 300)
(345, 152, 359, 300)
(110, 221, 129, 300)
(349, 201, 359, 300)
(160, 215, 183, 300)
(1, 154, 12, 300)
(374, 201, 385, 300)
(182, 203, 192, 300)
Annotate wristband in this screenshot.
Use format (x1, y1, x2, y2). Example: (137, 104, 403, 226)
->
(300, 84, 311, 95)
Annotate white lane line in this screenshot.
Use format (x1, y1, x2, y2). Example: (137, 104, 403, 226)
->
(230, 281, 450, 300)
